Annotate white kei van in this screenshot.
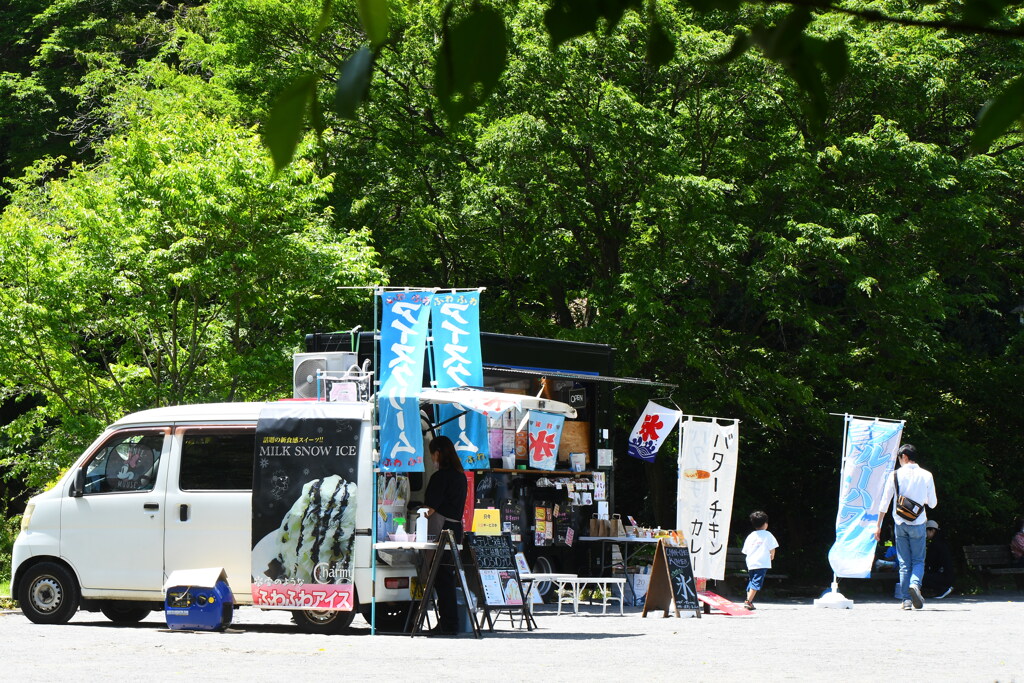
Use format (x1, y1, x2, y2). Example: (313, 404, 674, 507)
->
(11, 401, 417, 633)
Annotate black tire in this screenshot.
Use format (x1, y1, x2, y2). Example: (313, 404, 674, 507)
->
(17, 561, 80, 625)
(291, 608, 356, 634)
(101, 604, 152, 624)
(532, 554, 558, 602)
(359, 601, 411, 632)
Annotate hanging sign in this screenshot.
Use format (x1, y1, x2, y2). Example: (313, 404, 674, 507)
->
(378, 290, 433, 472)
(627, 401, 682, 462)
(827, 417, 903, 578)
(473, 508, 501, 535)
(676, 419, 739, 581)
(430, 291, 489, 469)
(527, 411, 565, 471)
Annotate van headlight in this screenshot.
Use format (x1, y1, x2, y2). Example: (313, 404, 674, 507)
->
(20, 503, 35, 531)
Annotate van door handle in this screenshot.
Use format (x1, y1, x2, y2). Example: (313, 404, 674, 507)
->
(144, 502, 160, 511)
(179, 504, 189, 522)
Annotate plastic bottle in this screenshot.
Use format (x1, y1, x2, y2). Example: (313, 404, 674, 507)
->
(416, 508, 430, 542)
(393, 517, 407, 541)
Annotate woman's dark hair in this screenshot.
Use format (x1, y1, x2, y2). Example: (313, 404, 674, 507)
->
(428, 435, 463, 472)
(750, 510, 769, 529)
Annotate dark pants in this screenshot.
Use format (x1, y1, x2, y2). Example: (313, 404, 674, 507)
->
(434, 520, 464, 632)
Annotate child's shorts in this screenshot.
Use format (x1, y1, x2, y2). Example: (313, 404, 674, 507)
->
(746, 568, 768, 592)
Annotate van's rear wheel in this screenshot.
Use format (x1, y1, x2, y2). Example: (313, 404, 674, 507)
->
(291, 608, 356, 634)
(18, 562, 80, 625)
(532, 554, 558, 601)
(101, 604, 152, 624)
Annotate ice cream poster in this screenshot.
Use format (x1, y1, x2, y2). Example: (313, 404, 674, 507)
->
(251, 402, 361, 611)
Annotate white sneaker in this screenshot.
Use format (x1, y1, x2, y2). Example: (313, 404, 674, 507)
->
(936, 587, 953, 599)
(901, 600, 912, 610)
(909, 584, 924, 609)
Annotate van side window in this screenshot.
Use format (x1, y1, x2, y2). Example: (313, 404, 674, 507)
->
(83, 432, 164, 494)
(179, 432, 255, 490)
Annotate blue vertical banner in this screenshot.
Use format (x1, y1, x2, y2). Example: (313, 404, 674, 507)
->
(430, 290, 489, 469)
(827, 417, 904, 578)
(378, 290, 433, 472)
(527, 411, 565, 472)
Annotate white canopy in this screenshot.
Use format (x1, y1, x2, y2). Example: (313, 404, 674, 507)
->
(417, 387, 577, 419)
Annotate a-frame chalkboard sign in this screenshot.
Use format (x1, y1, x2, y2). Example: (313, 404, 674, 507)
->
(464, 533, 535, 631)
(409, 529, 482, 638)
(641, 538, 702, 619)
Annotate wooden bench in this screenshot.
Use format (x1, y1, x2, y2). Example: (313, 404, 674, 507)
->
(725, 547, 789, 582)
(964, 544, 1024, 590)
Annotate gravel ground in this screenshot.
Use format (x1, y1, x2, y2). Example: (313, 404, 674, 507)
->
(2, 592, 1021, 682)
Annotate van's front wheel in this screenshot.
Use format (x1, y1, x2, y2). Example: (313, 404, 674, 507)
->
(101, 604, 152, 624)
(291, 608, 356, 634)
(18, 562, 80, 625)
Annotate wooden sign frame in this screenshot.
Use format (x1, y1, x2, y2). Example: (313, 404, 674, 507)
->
(641, 538, 702, 619)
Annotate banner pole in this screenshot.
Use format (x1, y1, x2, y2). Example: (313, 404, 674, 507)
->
(815, 413, 854, 608)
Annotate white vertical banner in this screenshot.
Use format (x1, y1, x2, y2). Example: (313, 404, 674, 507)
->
(676, 419, 739, 581)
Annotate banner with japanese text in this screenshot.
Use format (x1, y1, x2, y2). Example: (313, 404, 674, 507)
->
(827, 417, 903, 578)
(527, 411, 565, 471)
(627, 401, 682, 462)
(378, 290, 433, 472)
(676, 419, 738, 581)
(430, 291, 488, 469)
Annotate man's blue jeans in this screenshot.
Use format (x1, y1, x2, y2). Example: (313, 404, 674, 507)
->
(895, 522, 927, 600)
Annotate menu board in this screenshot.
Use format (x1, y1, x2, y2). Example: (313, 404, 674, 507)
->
(465, 534, 524, 607)
(642, 539, 701, 618)
(664, 544, 700, 613)
(502, 499, 523, 542)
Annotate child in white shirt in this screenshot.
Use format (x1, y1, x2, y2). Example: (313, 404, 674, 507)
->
(741, 510, 779, 610)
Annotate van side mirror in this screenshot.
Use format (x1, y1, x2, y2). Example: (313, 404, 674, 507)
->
(71, 468, 85, 498)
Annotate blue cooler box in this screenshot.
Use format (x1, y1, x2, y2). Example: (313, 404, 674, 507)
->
(164, 568, 235, 631)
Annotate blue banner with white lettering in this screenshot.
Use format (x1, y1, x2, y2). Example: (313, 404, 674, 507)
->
(378, 291, 433, 472)
(430, 291, 488, 469)
(827, 417, 904, 578)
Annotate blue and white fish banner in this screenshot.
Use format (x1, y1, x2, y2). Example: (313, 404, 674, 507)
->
(378, 291, 433, 472)
(527, 411, 565, 472)
(675, 419, 738, 581)
(627, 401, 682, 462)
(430, 291, 488, 469)
(827, 417, 904, 578)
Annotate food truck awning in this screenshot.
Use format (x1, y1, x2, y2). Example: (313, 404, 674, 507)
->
(418, 387, 577, 419)
(483, 364, 677, 388)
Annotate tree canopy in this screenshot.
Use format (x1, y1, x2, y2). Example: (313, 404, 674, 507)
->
(1, 0, 1022, 582)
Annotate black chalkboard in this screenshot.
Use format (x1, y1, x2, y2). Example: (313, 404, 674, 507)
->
(465, 533, 517, 571)
(642, 538, 702, 619)
(664, 545, 700, 613)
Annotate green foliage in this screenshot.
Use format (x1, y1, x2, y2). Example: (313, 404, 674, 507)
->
(0, 510, 18, 587)
(1, 0, 1022, 582)
(0, 73, 384, 488)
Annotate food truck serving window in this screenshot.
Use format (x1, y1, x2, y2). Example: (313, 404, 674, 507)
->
(178, 428, 255, 491)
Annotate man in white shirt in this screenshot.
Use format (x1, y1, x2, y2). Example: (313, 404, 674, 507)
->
(875, 444, 938, 610)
